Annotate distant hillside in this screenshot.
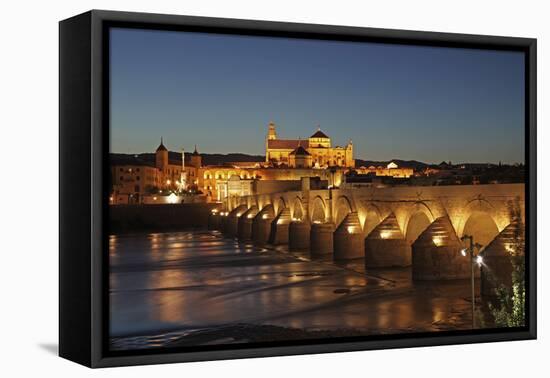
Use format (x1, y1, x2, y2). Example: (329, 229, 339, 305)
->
(197, 153, 265, 166)
(355, 159, 429, 171)
(110, 152, 265, 167)
(111, 152, 432, 170)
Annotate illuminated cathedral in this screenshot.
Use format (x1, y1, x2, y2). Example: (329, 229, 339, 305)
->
(265, 122, 354, 168)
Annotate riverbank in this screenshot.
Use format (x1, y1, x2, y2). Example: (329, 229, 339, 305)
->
(109, 203, 219, 233)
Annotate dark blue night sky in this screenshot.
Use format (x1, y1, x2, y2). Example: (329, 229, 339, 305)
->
(110, 27, 525, 164)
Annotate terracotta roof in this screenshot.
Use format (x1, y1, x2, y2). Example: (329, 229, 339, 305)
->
(310, 130, 329, 138)
(267, 139, 310, 150)
(290, 145, 311, 156)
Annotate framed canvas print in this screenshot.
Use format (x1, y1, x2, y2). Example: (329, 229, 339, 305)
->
(59, 10, 537, 368)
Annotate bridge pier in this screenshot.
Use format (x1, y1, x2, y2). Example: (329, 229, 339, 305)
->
(481, 220, 524, 297)
(412, 216, 475, 280)
(333, 212, 364, 260)
(252, 206, 275, 246)
(310, 222, 334, 257)
(224, 205, 247, 238)
(269, 207, 292, 245)
(219, 212, 228, 233)
(289, 221, 311, 251)
(364, 214, 411, 267)
(238, 206, 259, 241)
(208, 209, 223, 231)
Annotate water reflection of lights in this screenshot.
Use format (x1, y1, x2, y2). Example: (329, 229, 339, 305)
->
(110, 230, 479, 342)
(109, 235, 117, 253)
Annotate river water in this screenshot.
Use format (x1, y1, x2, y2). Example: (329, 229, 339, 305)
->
(109, 230, 476, 350)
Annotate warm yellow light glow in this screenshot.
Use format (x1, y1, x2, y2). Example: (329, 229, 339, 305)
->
(476, 255, 483, 264)
(461, 248, 467, 256)
(167, 193, 178, 204)
(313, 220, 322, 224)
(247, 214, 254, 219)
(380, 231, 392, 239)
(166, 179, 171, 185)
(153, 196, 157, 201)
(211, 209, 218, 214)
(109, 196, 113, 202)
(262, 214, 269, 219)
(236, 213, 242, 217)
(347, 226, 358, 234)
(432, 237, 444, 247)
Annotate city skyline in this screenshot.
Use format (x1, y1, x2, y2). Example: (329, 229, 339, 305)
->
(110, 28, 525, 164)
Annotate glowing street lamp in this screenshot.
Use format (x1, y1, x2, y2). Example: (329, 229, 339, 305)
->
(460, 234, 484, 329)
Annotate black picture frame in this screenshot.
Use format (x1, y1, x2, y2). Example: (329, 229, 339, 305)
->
(59, 9, 537, 368)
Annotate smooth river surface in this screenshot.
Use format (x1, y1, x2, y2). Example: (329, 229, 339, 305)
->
(109, 230, 476, 350)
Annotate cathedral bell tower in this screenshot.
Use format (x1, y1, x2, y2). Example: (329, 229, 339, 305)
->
(265, 121, 277, 163)
(267, 121, 277, 140)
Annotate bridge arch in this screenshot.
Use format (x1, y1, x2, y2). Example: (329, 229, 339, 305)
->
(259, 203, 275, 218)
(310, 196, 328, 223)
(291, 196, 304, 221)
(274, 197, 287, 215)
(404, 202, 436, 244)
(334, 195, 353, 227)
(360, 203, 383, 235)
(246, 196, 258, 209)
(455, 198, 502, 244)
(461, 211, 500, 247)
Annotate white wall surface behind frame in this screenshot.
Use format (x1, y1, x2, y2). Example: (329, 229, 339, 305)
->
(0, 0, 547, 376)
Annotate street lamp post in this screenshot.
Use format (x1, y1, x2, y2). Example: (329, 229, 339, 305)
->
(460, 234, 483, 329)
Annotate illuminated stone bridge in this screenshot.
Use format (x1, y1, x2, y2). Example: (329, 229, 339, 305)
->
(211, 181, 525, 283)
